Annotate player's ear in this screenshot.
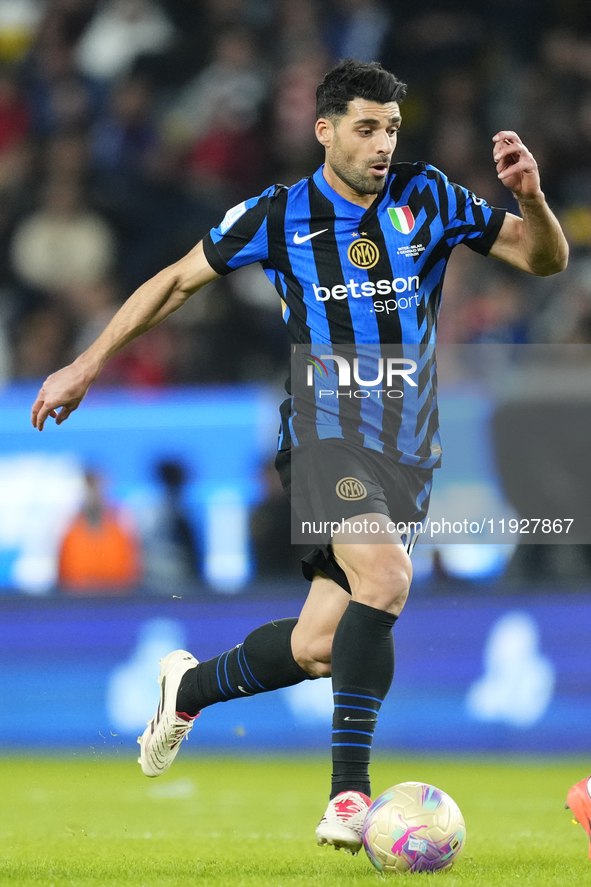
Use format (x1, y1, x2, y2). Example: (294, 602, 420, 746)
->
(315, 117, 334, 148)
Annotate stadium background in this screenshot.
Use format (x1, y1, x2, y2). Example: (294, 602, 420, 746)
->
(0, 0, 589, 757)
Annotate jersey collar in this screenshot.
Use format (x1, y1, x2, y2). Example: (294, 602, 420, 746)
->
(313, 165, 367, 217)
(313, 165, 391, 221)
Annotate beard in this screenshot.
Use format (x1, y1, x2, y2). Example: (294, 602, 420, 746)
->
(329, 139, 388, 196)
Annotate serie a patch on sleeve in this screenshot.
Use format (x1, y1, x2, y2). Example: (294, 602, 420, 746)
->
(220, 201, 248, 234)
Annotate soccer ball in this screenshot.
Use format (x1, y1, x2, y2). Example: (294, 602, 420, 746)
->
(362, 782, 466, 874)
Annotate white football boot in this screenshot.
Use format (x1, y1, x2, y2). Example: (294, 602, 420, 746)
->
(316, 790, 372, 854)
(137, 649, 199, 777)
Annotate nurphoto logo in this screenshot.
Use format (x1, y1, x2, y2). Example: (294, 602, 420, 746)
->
(305, 354, 418, 389)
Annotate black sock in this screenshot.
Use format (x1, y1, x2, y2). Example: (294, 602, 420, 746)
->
(176, 618, 311, 715)
(330, 600, 397, 800)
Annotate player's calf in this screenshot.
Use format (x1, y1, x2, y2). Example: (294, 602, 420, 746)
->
(291, 572, 351, 677)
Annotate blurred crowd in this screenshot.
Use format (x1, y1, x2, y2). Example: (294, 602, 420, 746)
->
(54, 457, 308, 597)
(0, 0, 591, 386)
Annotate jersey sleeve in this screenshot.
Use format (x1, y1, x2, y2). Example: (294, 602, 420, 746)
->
(431, 167, 506, 256)
(202, 186, 275, 275)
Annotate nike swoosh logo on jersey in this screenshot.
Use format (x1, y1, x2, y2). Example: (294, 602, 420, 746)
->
(343, 716, 376, 722)
(293, 229, 328, 244)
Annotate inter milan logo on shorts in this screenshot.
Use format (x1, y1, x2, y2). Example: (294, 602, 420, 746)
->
(336, 477, 368, 500)
(347, 238, 379, 269)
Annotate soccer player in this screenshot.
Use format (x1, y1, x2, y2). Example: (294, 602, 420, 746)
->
(31, 59, 568, 855)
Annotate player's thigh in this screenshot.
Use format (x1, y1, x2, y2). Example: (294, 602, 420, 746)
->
(291, 572, 351, 676)
(332, 511, 412, 615)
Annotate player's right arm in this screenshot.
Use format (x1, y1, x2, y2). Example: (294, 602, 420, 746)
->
(31, 240, 219, 430)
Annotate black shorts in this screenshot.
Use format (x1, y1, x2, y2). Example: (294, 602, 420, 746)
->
(275, 439, 433, 593)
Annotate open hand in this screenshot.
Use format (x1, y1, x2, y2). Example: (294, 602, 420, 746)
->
(493, 131, 542, 199)
(31, 362, 93, 431)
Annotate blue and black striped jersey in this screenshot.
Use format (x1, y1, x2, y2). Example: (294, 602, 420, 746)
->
(203, 162, 506, 467)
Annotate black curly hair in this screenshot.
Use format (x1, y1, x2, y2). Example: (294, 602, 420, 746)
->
(316, 58, 407, 121)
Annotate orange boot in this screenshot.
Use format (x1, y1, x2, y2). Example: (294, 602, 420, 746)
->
(566, 776, 591, 860)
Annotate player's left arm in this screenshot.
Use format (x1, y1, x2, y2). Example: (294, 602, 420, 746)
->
(488, 131, 569, 276)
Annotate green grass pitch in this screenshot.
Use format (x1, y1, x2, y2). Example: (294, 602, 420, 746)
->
(0, 754, 588, 886)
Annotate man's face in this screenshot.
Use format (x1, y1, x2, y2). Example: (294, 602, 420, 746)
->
(319, 98, 401, 196)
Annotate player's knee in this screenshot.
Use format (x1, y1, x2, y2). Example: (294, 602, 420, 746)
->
(356, 574, 410, 615)
(353, 552, 412, 615)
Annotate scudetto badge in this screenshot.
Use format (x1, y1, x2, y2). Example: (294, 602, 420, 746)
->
(347, 238, 379, 269)
(336, 477, 368, 500)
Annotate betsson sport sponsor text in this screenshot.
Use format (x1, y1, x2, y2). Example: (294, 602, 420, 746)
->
(313, 276, 419, 312)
